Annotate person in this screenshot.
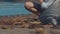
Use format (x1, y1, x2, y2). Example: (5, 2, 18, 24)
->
(25, 0, 55, 15)
(25, 0, 60, 27)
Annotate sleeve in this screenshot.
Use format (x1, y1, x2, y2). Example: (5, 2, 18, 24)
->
(41, 0, 56, 8)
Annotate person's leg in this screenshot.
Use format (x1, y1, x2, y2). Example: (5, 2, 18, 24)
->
(25, 2, 40, 15)
(57, 17, 60, 25)
(38, 15, 57, 25)
(38, 15, 51, 25)
(50, 17, 60, 29)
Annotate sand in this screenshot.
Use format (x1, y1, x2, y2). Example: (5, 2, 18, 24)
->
(0, 28, 36, 34)
(0, 14, 60, 34)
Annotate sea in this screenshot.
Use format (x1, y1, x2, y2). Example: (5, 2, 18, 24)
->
(0, 2, 31, 16)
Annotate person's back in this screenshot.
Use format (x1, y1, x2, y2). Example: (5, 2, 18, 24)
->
(41, 0, 60, 16)
(25, 0, 60, 27)
(39, 0, 60, 26)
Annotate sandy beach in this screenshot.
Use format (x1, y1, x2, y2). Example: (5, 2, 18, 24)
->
(0, 14, 38, 34)
(0, 14, 60, 34)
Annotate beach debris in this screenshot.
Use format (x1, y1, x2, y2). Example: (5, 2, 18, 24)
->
(30, 21, 41, 25)
(0, 14, 38, 29)
(35, 28, 45, 34)
(21, 23, 30, 28)
(14, 22, 22, 25)
(1, 25, 9, 29)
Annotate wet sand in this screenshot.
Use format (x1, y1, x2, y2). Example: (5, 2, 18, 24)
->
(0, 28, 36, 34)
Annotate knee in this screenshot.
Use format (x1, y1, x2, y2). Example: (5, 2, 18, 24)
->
(24, 2, 34, 9)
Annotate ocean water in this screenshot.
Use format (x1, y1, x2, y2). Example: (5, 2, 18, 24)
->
(0, 2, 31, 16)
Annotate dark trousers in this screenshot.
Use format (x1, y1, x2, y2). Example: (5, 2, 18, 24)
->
(38, 15, 60, 25)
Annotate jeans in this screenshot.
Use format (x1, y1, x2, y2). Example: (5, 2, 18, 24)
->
(38, 15, 60, 25)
